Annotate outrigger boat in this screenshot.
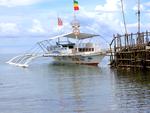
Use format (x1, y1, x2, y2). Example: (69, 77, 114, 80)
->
(7, 21, 106, 67)
(7, 0, 106, 67)
(43, 32, 106, 66)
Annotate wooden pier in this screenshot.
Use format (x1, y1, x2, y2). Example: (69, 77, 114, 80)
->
(110, 31, 150, 70)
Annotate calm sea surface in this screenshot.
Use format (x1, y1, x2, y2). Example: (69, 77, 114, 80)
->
(0, 37, 150, 113)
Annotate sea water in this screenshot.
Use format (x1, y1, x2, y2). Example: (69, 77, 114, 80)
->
(0, 37, 149, 113)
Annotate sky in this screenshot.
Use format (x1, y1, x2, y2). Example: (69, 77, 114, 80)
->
(0, 0, 150, 39)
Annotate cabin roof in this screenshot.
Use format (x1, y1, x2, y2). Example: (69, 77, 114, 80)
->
(64, 32, 99, 39)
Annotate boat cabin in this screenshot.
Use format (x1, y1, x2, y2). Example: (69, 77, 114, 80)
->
(43, 32, 101, 55)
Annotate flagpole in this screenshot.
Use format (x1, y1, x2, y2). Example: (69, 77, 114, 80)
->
(57, 14, 60, 43)
(73, 0, 76, 21)
(72, 0, 80, 53)
(57, 16, 63, 44)
(58, 17, 60, 43)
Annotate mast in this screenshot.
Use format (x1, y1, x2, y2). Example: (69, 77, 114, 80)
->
(120, 0, 127, 34)
(138, 0, 140, 33)
(72, 0, 80, 36)
(120, 0, 128, 47)
(137, 0, 143, 45)
(72, 0, 80, 52)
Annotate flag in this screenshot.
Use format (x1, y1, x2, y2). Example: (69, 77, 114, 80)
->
(58, 17, 63, 26)
(74, 0, 79, 11)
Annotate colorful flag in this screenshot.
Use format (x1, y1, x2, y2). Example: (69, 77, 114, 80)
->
(74, 0, 79, 11)
(58, 17, 63, 26)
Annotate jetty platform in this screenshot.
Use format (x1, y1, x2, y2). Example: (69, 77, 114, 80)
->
(109, 31, 150, 70)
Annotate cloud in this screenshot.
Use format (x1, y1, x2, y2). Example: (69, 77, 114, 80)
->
(126, 22, 150, 32)
(76, 0, 122, 35)
(95, 0, 120, 12)
(28, 19, 46, 34)
(0, 22, 19, 35)
(94, 0, 121, 28)
(133, 4, 145, 11)
(0, 0, 126, 37)
(143, 1, 150, 7)
(0, 0, 42, 7)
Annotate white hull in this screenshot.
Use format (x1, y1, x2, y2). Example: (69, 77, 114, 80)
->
(50, 53, 105, 66)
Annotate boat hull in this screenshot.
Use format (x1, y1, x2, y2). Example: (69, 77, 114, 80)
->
(51, 53, 105, 66)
